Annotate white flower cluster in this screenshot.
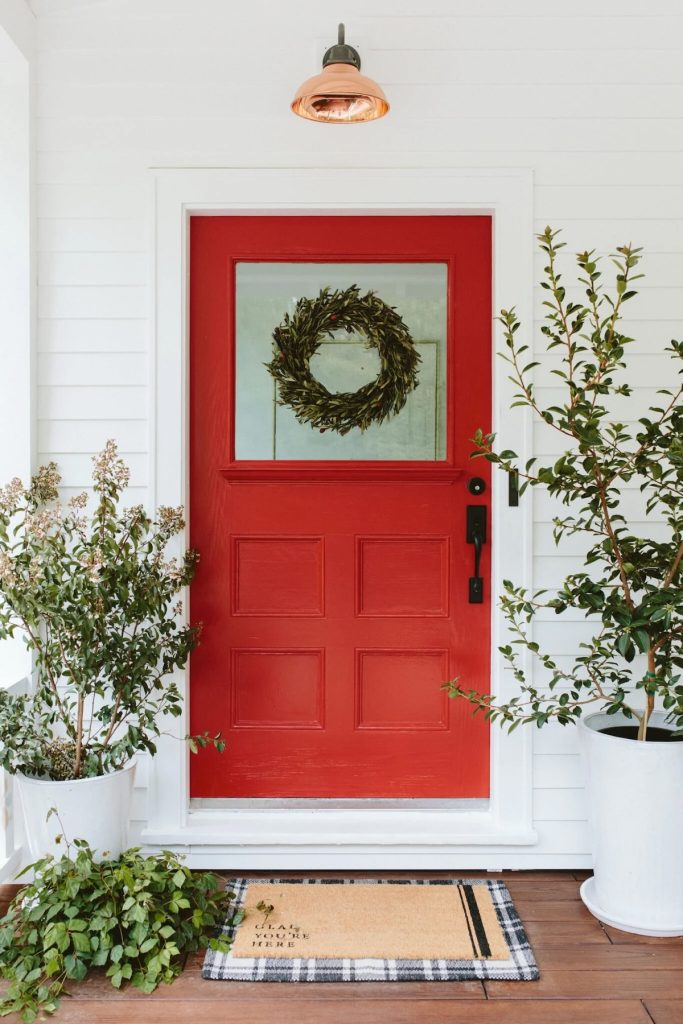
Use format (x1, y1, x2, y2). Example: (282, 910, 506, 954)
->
(31, 463, 61, 503)
(0, 551, 16, 585)
(79, 546, 104, 582)
(26, 506, 62, 541)
(67, 492, 90, 533)
(157, 505, 185, 534)
(0, 478, 24, 516)
(92, 439, 131, 490)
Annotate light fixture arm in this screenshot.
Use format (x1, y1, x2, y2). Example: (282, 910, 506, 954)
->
(322, 22, 361, 71)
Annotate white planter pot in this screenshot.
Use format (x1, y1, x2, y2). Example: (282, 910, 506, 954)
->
(579, 711, 683, 936)
(15, 759, 136, 862)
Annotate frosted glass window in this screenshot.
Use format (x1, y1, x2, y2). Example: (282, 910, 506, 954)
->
(235, 262, 447, 461)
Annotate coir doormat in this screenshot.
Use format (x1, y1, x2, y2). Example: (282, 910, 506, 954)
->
(202, 878, 539, 982)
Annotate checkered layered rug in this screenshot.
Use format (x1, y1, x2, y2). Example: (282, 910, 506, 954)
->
(202, 878, 539, 982)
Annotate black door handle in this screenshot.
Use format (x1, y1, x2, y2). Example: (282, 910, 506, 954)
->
(466, 505, 487, 604)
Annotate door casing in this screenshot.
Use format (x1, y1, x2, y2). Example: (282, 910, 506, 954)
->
(144, 166, 537, 867)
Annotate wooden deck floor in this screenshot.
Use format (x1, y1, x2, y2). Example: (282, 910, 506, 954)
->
(2, 870, 682, 1023)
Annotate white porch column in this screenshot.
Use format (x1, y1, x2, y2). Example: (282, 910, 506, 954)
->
(0, 0, 35, 685)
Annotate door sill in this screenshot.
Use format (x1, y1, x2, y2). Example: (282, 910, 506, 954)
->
(142, 805, 538, 854)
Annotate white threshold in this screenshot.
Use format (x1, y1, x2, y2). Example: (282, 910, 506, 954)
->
(141, 806, 538, 856)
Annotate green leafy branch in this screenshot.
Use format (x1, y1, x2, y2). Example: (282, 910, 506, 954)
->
(447, 228, 683, 739)
(0, 842, 233, 1022)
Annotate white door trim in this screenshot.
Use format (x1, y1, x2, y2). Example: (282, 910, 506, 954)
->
(144, 167, 537, 867)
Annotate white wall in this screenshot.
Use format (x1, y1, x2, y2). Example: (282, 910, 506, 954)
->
(0, 0, 34, 685)
(32, 0, 683, 864)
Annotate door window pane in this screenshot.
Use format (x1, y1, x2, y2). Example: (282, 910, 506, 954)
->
(235, 262, 447, 460)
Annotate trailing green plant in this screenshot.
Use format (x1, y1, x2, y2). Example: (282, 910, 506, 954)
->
(0, 834, 234, 1021)
(0, 440, 223, 779)
(448, 227, 683, 740)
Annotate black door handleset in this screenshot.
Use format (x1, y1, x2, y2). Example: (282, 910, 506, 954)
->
(466, 505, 487, 604)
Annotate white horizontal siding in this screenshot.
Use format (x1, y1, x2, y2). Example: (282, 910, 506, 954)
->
(34, 14, 683, 52)
(38, 319, 148, 352)
(34, 149, 683, 188)
(37, 418, 148, 452)
(35, 83, 683, 120)
(533, 754, 585, 790)
(28, 0, 683, 19)
(38, 218, 145, 252)
(33, 0, 683, 866)
(39, 286, 147, 319)
(533, 789, 586, 822)
(38, 384, 147, 419)
(38, 252, 148, 286)
(36, 116, 683, 155)
(34, 47, 683, 96)
(38, 353, 146, 385)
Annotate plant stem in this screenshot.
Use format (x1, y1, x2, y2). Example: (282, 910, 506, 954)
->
(74, 695, 85, 778)
(20, 617, 73, 734)
(663, 540, 683, 589)
(594, 466, 635, 612)
(99, 692, 123, 766)
(638, 650, 657, 741)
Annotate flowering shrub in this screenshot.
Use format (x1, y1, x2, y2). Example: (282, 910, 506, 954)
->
(0, 441, 222, 779)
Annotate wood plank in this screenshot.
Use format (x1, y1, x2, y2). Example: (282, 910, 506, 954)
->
(485, 969, 683, 1000)
(604, 926, 683, 946)
(530, 946, 683, 971)
(511, 900, 599, 923)
(499, 879, 582, 902)
(66, 973, 486, 1001)
(43, 999, 653, 1024)
(523, 918, 611, 946)
(645, 1001, 683, 1024)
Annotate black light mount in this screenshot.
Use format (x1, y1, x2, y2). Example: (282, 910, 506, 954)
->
(322, 23, 361, 71)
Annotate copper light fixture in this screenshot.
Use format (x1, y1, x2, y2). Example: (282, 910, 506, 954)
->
(291, 23, 389, 124)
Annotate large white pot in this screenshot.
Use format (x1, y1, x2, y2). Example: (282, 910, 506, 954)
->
(15, 759, 136, 862)
(579, 711, 683, 936)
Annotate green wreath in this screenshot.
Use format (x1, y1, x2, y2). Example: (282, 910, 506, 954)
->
(266, 285, 421, 435)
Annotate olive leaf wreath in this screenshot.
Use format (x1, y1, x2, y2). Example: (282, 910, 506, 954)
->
(266, 285, 421, 435)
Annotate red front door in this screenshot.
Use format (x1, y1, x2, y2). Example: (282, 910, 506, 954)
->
(190, 215, 491, 798)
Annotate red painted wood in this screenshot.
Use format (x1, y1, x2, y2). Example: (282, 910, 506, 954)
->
(190, 216, 492, 797)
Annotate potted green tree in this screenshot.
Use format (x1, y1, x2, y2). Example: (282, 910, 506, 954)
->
(0, 440, 222, 859)
(449, 228, 683, 936)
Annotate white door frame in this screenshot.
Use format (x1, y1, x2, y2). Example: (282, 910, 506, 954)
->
(143, 167, 537, 868)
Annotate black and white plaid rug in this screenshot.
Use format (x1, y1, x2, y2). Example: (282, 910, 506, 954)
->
(202, 878, 539, 982)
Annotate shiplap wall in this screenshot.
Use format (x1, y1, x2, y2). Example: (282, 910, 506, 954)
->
(33, 0, 683, 864)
